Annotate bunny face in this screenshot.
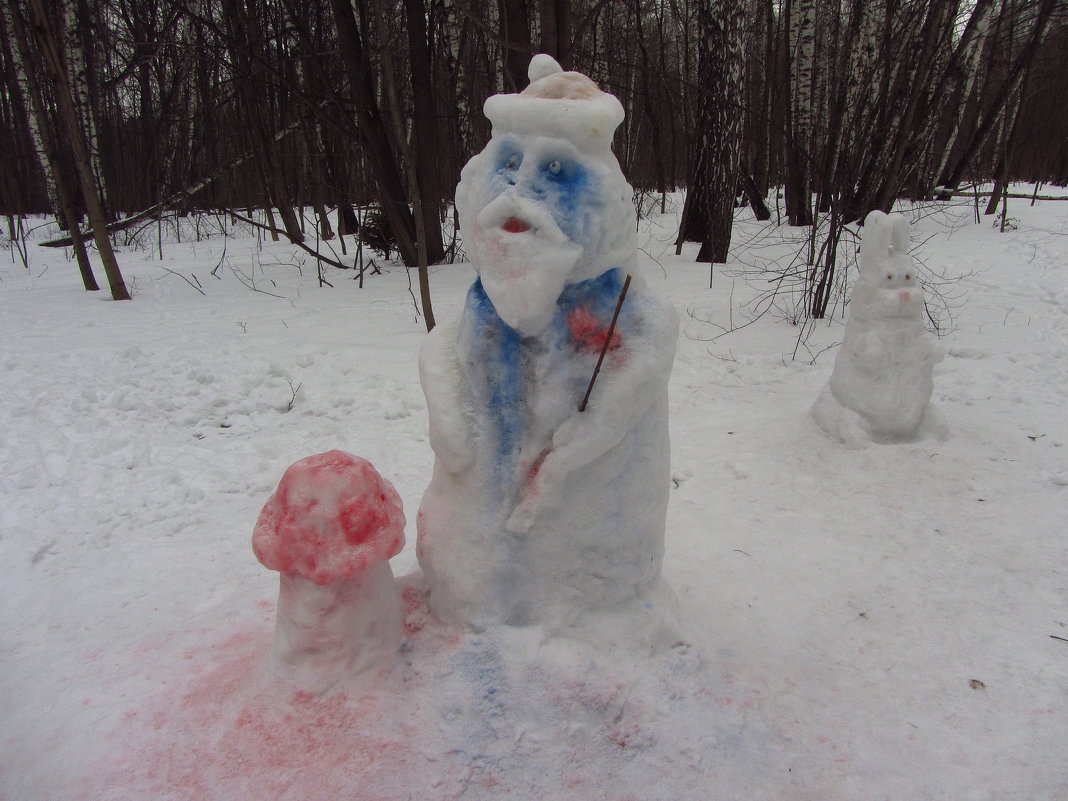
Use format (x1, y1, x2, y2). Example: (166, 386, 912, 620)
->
(852, 211, 924, 320)
(874, 263, 918, 291)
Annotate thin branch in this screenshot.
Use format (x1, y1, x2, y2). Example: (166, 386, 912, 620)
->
(160, 266, 206, 295)
(227, 263, 284, 298)
(227, 211, 350, 272)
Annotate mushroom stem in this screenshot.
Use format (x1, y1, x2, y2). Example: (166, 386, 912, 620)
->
(273, 561, 402, 693)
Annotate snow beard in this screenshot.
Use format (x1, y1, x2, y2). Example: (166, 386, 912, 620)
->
(471, 193, 583, 337)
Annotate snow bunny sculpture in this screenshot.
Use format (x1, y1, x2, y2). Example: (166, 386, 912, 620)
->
(417, 55, 678, 633)
(812, 210, 944, 446)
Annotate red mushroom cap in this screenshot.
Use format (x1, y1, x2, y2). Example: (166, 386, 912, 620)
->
(252, 450, 406, 585)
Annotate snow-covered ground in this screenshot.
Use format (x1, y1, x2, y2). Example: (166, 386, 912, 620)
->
(2, 192, 1065, 800)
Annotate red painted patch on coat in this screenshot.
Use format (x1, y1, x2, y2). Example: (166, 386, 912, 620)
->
(567, 307, 622, 353)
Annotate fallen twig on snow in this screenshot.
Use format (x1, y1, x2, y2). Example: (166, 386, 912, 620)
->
(159, 267, 206, 295)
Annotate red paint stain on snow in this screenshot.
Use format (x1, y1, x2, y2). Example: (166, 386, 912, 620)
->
(402, 584, 430, 636)
(524, 448, 550, 491)
(81, 625, 434, 801)
(481, 771, 507, 790)
(609, 723, 641, 749)
(567, 307, 622, 354)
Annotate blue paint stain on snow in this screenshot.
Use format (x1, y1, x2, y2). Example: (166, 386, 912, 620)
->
(465, 279, 524, 489)
(489, 137, 595, 240)
(558, 268, 624, 320)
(492, 140, 524, 189)
(458, 636, 510, 739)
(463, 270, 630, 495)
(538, 158, 590, 237)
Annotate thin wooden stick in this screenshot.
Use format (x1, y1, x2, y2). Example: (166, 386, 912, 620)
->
(579, 273, 632, 412)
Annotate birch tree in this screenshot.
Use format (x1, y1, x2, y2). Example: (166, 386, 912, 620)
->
(931, 0, 995, 199)
(3, 0, 109, 293)
(25, 0, 128, 299)
(61, 0, 108, 216)
(938, 0, 1057, 198)
(1, 3, 55, 214)
(3, 0, 1067, 316)
(785, 0, 816, 226)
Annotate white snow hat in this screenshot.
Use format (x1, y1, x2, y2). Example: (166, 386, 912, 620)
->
(483, 55, 625, 156)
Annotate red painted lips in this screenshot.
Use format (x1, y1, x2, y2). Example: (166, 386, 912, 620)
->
(501, 217, 531, 233)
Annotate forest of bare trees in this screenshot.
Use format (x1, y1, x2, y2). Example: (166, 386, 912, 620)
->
(2, 0, 1066, 312)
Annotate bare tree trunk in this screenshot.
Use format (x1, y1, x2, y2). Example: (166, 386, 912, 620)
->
(39, 119, 306, 247)
(932, 0, 995, 198)
(985, 75, 1029, 216)
(785, 0, 815, 226)
(869, 0, 958, 215)
(1, 0, 99, 289)
(1, 3, 55, 210)
(371, 0, 437, 327)
(941, 0, 1056, 196)
(219, 0, 304, 244)
(808, 204, 841, 319)
(498, 0, 531, 92)
(746, 0, 774, 199)
(697, 0, 745, 265)
(61, 0, 107, 217)
(403, 0, 446, 265)
(329, 0, 420, 267)
(632, 0, 666, 203)
(739, 168, 771, 221)
(537, 0, 571, 67)
(27, 0, 127, 297)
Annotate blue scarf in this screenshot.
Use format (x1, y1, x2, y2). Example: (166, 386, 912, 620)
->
(461, 268, 626, 494)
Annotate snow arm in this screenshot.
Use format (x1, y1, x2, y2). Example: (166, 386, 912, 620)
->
(848, 330, 889, 375)
(419, 316, 475, 474)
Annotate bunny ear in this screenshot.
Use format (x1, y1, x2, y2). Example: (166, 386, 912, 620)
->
(860, 210, 892, 271)
(890, 215, 911, 255)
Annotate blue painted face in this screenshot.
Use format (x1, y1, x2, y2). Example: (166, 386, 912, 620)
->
(489, 136, 597, 242)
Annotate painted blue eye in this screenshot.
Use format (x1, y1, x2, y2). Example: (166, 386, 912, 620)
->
(505, 154, 521, 170)
(543, 159, 573, 182)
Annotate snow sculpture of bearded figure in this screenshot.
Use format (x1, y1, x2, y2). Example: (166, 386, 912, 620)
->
(417, 55, 678, 638)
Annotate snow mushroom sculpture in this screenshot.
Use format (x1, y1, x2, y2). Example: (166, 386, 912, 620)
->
(417, 55, 678, 634)
(253, 450, 406, 692)
(811, 210, 945, 446)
